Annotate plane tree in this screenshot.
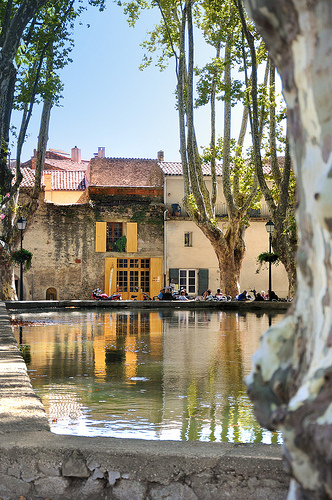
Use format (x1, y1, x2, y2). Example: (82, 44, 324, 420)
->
(0, 0, 105, 300)
(243, 0, 332, 497)
(123, 0, 273, 297)
(236, 0, 298, 296)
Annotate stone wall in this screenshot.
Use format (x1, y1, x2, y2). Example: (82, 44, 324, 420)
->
(21, 196, 164, 301)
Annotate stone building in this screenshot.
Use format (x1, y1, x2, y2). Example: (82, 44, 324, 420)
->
(18, 153, 165, 301)
(16, 148, 289, 300)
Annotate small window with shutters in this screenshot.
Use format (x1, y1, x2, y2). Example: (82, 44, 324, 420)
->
(95, 222, 137, 253)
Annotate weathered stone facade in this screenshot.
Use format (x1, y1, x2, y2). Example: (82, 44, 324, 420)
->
(21, 189, 164, 301)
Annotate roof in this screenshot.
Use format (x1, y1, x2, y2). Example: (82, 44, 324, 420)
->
(47, 170, 86, 190)
(43, 159, 88, 172)
(158, 161, 224, 176)
(158, 160, 274, 176)
(87, 157, 164, 187)
(13, 168, 86, 191)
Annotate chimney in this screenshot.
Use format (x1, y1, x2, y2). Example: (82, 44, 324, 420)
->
(157, 150, 164, 162)
(44, 172, 52, 192)
(71, 146, 81, 163)
(98, 147, 105, 158)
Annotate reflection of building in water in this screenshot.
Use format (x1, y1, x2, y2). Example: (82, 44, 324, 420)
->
(14, 310, 282, 443)
(92, 311, 163, 382)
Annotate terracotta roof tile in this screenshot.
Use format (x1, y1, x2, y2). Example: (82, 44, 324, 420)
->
(48, 170, 86, 190)
(44, 159, 88, 171)
(159, 160, 273, 176)
(158, 161, 223, 176)
(12, 168, 86, 191)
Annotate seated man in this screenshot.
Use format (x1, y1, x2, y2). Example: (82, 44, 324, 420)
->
(268, 290, 279, 301)
(157, 288, 165, 300)
(237, 290, 248, 301)
(254, 292, 265, 301)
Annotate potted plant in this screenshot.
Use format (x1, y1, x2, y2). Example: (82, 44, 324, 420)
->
(114, 236, 127, 253)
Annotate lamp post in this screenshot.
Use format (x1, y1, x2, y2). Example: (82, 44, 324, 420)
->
(17, 216, 27, 301)
(265, 219, 275, 301)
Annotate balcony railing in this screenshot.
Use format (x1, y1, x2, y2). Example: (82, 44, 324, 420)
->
(166, 203, 271, 218)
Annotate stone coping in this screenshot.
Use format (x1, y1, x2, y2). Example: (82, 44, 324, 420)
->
(0, 301, 290, 499)
(5, 298, 291, 312)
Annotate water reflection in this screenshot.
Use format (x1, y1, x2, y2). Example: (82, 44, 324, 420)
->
(11, 309, 282, 443)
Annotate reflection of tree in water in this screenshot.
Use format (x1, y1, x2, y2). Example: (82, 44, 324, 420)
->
(178, 312, 280, 443)
(216, 313, 278, 443)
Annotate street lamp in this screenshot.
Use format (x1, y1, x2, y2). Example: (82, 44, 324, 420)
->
(17, 216, 27, 301)
(265, 219, 275, 301)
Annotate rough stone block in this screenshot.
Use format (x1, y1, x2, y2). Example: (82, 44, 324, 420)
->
(81, 477, 106, 497)
(34, 476, 70, 498)
(149, 482, 199, 500)
(0, 474, 32, 498)
(62, 451, 90, 478)
(113, 479, 146, 500)
(108, 470, 121, 486)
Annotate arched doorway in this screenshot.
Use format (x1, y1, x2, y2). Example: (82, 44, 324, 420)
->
(46, 287, 57, 300)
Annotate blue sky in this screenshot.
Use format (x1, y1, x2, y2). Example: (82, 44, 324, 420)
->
(12, 3, 278, 163)
(12, 3, 209, 163)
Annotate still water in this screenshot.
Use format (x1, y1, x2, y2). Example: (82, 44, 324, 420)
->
(11, 308, 283, 444)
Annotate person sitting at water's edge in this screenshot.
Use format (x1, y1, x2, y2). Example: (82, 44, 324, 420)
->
(215, 288, 226, 300)
(157, 288, 165, 300)
(268, 290, 279, 301)
(236, 290, 248, 301)
(177, 290, 189, 301)
(203, 289, 213, 300)
(250, 289, 266, 301)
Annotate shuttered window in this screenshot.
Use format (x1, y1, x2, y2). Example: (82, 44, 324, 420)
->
(95, 222, 137, 253)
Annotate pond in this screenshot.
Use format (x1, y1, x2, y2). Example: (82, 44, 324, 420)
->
(11, 308, 283, 444)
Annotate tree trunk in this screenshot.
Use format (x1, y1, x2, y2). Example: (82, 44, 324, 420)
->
(243, 0, 332, 498)
(0, 246, 16, 300)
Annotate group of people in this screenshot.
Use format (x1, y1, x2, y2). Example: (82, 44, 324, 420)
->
(236, 289, 279, 301)
(157, 287, 279, 302)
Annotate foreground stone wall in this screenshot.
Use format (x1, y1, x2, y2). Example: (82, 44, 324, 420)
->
(0, 432, 289, 500)
(0, 302, 289, 499)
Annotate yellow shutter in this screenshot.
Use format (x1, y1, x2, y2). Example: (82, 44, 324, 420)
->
(126, 222, 137, 253)
(150, 257, 163, 298)
(105, 257, 117, 296)
(95, 222, 106, 252)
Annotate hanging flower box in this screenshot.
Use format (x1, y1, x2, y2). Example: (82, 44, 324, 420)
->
(10, 249, 33, 272)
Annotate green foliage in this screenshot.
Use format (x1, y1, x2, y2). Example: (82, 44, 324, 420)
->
(255, 251, 280, 274)
(114, 235, 127, 252)
(257, 251, 280, 264)
(10, 249, 33, 271)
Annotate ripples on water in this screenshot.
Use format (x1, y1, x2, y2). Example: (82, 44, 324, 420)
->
(12, 308, 283, 444)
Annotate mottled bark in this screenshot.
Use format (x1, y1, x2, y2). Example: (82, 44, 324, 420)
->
(244, 0, 332, 498)
(237, 0, 297, 297)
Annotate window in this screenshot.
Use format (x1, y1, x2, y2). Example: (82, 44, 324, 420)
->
(116, 258, 150, 293)
(184, 232, 193, 247)
(107, 222, 123, 252)
(179, 269, 196, 294)
(117, 269, 128, 292)
(96, 222, 137, 253)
